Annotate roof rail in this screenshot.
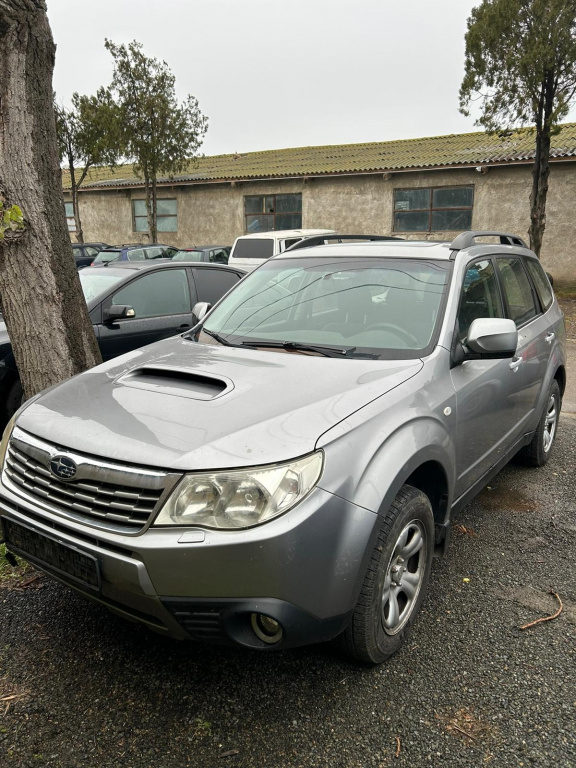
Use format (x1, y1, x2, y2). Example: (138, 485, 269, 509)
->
(450, 231, 528, 250)
(284, 234, 403, 252)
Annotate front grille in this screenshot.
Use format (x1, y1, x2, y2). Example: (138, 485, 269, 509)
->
(4, 427, 181, 533)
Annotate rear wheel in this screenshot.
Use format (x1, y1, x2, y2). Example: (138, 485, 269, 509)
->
(518, 380, 561, 467)
(339, 485, 434, 664)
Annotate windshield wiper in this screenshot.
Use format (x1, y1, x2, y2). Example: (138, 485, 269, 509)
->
(190, 327, 236, 346)
(239, 340, 354, 357)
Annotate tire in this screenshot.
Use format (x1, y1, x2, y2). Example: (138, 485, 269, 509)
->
(518, 380, 561, 467)
(339, 484, 434, 664)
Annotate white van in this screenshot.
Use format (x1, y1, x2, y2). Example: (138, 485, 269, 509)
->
(228, 229, 335, 272)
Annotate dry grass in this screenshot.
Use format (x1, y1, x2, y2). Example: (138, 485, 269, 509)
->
(438, 707, 497, 745)
(0, 543, 34, 588)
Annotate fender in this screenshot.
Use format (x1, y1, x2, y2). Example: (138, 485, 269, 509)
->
(318, 413, 455, 525)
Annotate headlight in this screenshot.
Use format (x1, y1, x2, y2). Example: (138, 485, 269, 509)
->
(154, 452, 323, 529)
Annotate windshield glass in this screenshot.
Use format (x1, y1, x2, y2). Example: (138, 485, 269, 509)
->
(93, 250, 120, 264)
(172, 250, 203, 262)
(79, 270, 127, 302)
(202, 257, 451, 359)
(232, 239, 274, 259)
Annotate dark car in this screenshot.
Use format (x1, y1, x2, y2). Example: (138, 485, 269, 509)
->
(72, 242, 110, 269)
(0, 261, 246, 424)
(91, 244, 179, 266)
(171, 246, 231, 265)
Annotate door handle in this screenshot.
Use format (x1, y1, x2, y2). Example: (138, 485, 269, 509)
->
(545, 332, 555, 344)
(179, 324, 190, 329)
(509, 356, 523, 372)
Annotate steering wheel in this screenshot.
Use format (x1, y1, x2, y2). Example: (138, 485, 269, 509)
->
(364, 323, 420, 347)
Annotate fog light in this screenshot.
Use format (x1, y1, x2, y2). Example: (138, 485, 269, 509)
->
(250, 613, 283, 644)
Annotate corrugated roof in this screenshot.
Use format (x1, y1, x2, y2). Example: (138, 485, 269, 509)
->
(62, 123, 576, 190)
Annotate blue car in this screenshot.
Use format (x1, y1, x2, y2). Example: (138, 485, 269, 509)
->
(91, 243, 178, 266)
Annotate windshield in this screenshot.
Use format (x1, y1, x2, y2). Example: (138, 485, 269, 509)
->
(232, 239, 274, 260)
(93, 250, 120, 264)
(201, 257, 451, 359)
(79, 270, 127, 302)
(172, 250, 203, 262)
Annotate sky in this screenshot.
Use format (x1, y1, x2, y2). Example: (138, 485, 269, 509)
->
(46, 0, 576, 158)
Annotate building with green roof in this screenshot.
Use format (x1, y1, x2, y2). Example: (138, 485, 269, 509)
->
(63, 124, 576, 284)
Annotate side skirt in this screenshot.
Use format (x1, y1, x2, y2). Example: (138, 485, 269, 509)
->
(450, 431, 533, 517)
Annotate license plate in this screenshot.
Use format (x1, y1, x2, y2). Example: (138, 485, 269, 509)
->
(2, 518, 100, 591)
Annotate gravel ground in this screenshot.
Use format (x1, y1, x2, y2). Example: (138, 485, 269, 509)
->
(1, 419, 575, 768)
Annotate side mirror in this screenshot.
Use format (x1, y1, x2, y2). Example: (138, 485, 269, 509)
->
(546, 272, 554, 287)
(103, 305, 136, 322)
(192, 301, 211, 324)
(466, 318, 518, 358)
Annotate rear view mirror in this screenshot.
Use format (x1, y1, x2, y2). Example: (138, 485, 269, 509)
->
(103, 305, 136, 322)
(466, 318, 517, 358)
(192, 301, 211, 324)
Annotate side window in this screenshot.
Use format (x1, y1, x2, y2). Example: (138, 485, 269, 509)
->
(85, 247, 99, 257)
(524, 257, 553, 311)
(210, 249, 228, 264)
(128, 248, 145, 261)
(144, 247, 163, 259)
(194, 269, 241, 305)
(111, 269, 191, 318)
(496, 258, 538, 327)
(457, 259, 504, 342)
(280, 238, 301, 252)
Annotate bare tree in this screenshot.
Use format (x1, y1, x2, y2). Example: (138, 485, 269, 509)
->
(0, 0, 101, 404)
(55, 89, 122, 243)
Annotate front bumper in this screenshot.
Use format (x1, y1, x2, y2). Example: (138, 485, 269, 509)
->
(0, 476, 378, 650)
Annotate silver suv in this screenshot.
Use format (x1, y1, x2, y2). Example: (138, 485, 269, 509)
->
(0, 231, 566, 663)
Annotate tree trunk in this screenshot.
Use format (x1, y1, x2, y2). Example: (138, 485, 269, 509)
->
(0, 1, 102, 400)
(68, 165, 84, 244)
(144, 168, 153, 243)
(529, 77, 554, 258)
(151, 176, 158, 243)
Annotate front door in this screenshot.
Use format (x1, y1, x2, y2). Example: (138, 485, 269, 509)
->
(450, 258, 526, 497)
(98, 268, 195, 361)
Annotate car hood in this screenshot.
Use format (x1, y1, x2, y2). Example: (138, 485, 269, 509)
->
(18, 337, 423, 471)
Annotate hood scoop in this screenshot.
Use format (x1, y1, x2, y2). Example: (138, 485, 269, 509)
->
(117, 366, 232, 401)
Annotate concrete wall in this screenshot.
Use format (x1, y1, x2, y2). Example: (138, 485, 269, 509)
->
(66, 162, 576, 285)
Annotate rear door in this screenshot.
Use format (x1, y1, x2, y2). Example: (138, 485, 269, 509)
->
(97, 268, 197, 360)
(495, 255, 546, 425)
(191, 267, 244, 307)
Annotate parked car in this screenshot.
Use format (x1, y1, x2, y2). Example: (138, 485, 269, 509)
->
(72, 242, 110, 269)
(0, 261, 246, 424)
(227, 229, 335, 272)
(91, 244, 179, 266)
(171, 246, 231, 265)
(0, 231, 566, 663)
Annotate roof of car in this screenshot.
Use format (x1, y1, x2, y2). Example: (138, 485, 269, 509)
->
(98, 261, 246, 274)
(273, 240, 455, 260)
(236, 229, 335, 241)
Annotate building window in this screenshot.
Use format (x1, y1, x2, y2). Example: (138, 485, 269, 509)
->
(132, 199, 178, 233)
(393, 186, 473, 232)
(244, 194, 302, 232)
(65, 201, 76, 232)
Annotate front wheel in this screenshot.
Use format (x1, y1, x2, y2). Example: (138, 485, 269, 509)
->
(339, 485, 434, 664)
